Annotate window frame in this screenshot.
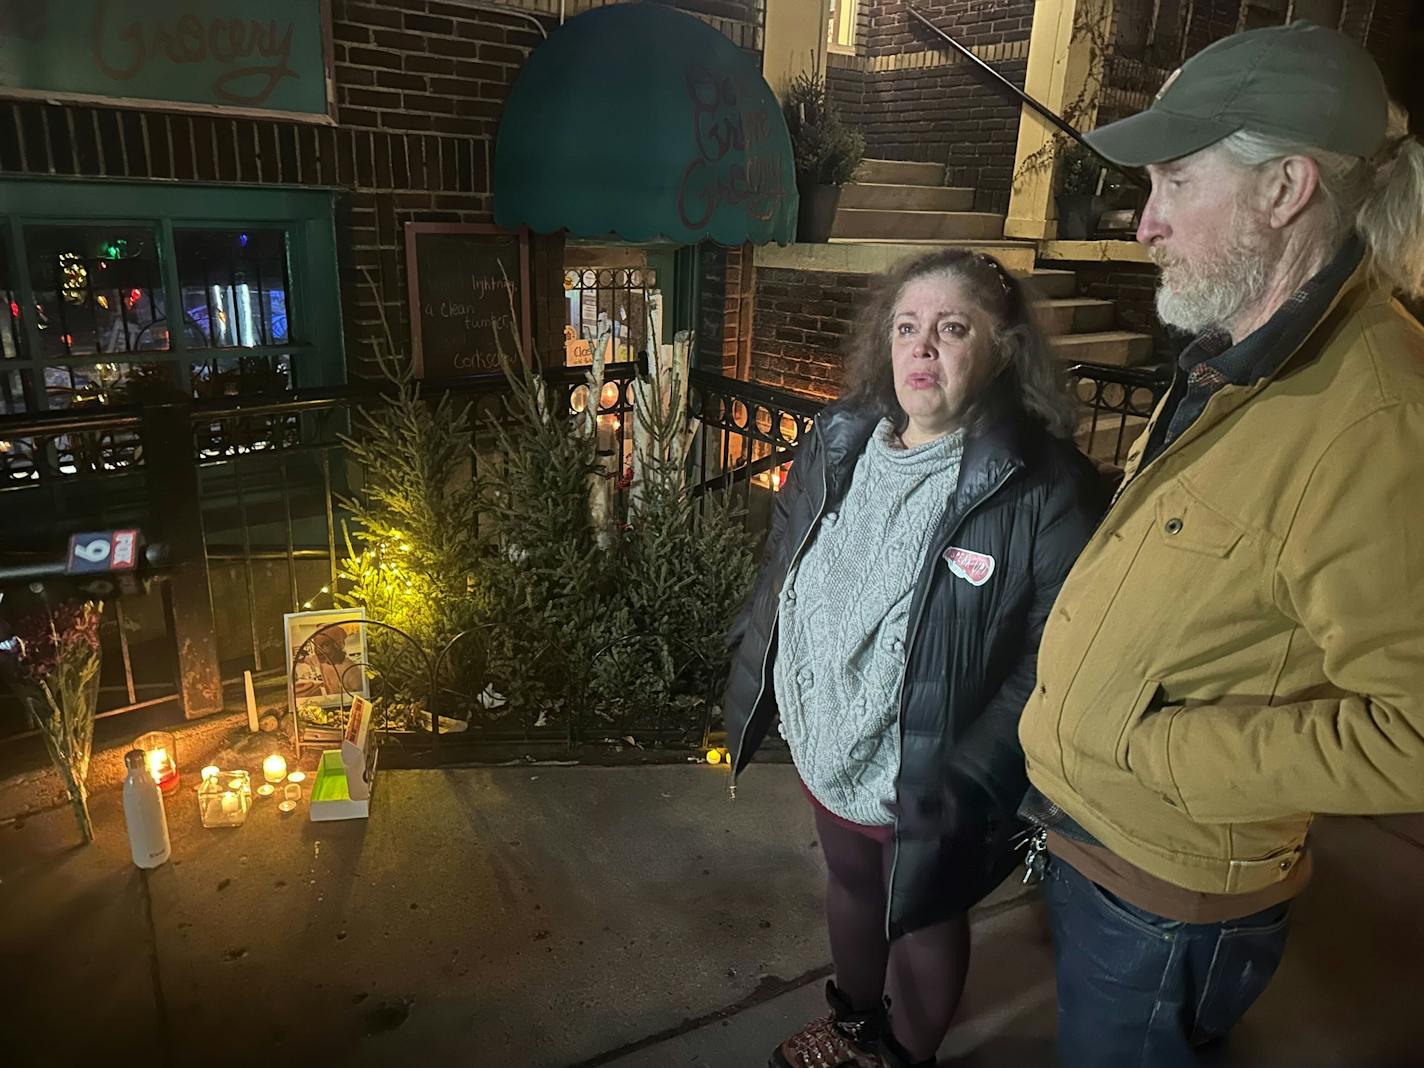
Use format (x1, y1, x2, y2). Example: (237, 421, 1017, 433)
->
(827, 0, 858, 54)
(1, 179, 344, 413)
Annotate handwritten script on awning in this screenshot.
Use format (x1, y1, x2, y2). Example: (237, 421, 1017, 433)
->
(677, 66, 790, 232)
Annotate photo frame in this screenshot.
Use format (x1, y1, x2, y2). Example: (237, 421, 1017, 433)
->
(283, 609, 370, 749)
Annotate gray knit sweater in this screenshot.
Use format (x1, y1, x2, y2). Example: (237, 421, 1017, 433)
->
(774, 419, 965, 826)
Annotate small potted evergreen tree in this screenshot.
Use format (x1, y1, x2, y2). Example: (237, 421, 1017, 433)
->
(1054, 140, 1103, 240)
(784, 69, 865, 243)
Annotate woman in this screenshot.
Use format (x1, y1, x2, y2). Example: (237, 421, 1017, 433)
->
(294, 625, 356, 700)
(723, 249, 1105, 1068)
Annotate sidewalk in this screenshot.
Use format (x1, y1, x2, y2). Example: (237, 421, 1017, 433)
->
(2, 761, 1422, 1066)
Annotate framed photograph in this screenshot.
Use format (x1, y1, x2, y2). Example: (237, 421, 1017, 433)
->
(284, 607, 370, 713)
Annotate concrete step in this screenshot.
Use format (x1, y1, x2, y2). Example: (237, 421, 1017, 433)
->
(1037, 297, 1116, 336)
(1052, 330, 1155, 367)
(1024, 268, 1077, 299)
(831, 209, 1005, 242)
(838, 182, 975, 212)
(789, 240, 1038, 273)
(855, 159, 945, 186)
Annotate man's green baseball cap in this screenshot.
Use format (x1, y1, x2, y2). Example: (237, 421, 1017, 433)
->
(1085, 20, 1389, 167)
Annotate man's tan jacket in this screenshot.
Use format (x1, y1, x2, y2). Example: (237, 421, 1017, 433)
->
(1020, 261, 1424, 894)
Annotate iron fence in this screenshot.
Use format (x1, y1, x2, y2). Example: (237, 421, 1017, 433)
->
(0, 360, 1169, 753)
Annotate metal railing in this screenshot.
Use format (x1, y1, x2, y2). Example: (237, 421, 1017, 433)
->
(903, 4, 1148, 190)
(0, 360, 1168, 749)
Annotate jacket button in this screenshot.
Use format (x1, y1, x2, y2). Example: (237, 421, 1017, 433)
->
(1279, 859, 1293, 872)
(824, 511, 838, 523)
(1165, 517, 1184, 536)
(784, 590, 796, 604)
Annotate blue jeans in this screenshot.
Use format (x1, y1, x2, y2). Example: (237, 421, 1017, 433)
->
(1045, 855, 1291, 1068)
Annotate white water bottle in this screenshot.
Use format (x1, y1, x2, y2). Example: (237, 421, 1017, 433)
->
(122, 749, 171, 869)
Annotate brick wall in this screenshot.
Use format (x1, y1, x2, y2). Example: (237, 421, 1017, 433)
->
(749, 267, 874, 398)
(827, 64, 870, 135)
(830, 0, 1035, 216)
(0, 0, 770, 382)
(699, 245, 730, 370)
(0, 0, 558, 381)
(328, 0, 562, 376)
(862, 61, 1028, 214)
(864, 0, 1034, 51)
(1106, 0, 1414, 110)
(699, 245, 755, 377)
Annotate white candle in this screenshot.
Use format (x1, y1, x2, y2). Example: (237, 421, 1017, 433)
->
(287, 771, 306, 784)
(201, 765, 220, 781)
(262, 754, 287, 784)
(221, 790, 240, 814)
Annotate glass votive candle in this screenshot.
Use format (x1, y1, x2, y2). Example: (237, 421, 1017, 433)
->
(262, 753, 288, 784)
(278, 781, 302, 813)
(133, 731, 179, 794)
(287, 770, 306, 784)
(197, 769, 251, 828)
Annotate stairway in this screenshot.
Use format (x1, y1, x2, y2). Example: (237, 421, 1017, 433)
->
(1026, 267, 1154, 368)
(829, 161, 1155, 369)
(832, 160, 1003, 243)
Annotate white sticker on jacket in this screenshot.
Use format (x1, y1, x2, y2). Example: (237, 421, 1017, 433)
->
(944, 546, 995, 587)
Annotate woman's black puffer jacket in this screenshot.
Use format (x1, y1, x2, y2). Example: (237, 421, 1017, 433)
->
(724, 393, 1105, 935)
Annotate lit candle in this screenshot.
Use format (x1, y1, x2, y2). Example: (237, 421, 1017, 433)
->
(263, 754, 287, 784)
(257, 783, 275, 797)
(201, 765, 220, 781)
(287, 771, 306, 784)
(221, 790, 240, 815)
(142, 746, 179, 793)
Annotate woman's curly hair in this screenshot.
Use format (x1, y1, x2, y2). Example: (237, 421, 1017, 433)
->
(840, 248, 1078, 439)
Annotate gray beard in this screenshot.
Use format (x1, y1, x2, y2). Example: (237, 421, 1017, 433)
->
(1153, 230, 1271, 335)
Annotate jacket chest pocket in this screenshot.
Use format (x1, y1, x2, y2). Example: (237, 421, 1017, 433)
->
(1153, 479, 1244, 557)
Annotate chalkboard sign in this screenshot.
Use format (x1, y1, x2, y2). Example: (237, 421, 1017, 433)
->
(405, 223, 531, 380)
(0, 0, 334, 123)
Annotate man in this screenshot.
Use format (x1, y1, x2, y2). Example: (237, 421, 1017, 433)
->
(1017, 20, 1424, 1067)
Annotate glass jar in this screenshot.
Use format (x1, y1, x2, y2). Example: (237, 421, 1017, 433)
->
(197, 769, 252, 828)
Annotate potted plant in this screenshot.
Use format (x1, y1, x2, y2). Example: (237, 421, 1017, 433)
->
(784, 68, 865, 243)
(1054, 140, 1103, 240)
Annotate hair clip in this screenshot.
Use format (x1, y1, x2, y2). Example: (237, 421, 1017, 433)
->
(975, 252, 1013, 296)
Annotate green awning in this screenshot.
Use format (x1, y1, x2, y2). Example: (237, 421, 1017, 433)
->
(494, 3, 798, 246)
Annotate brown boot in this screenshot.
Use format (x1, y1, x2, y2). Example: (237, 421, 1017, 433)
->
(767, 982, 885, 1068)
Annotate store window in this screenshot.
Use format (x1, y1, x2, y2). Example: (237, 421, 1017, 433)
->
(1, 182, 343, 415)
(562, 266, 661, 365)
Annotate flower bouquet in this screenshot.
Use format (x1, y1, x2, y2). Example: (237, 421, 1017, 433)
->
(0, 601, 104, 843)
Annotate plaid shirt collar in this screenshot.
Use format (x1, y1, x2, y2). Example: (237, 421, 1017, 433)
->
(1176, 234, 1365, 393)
